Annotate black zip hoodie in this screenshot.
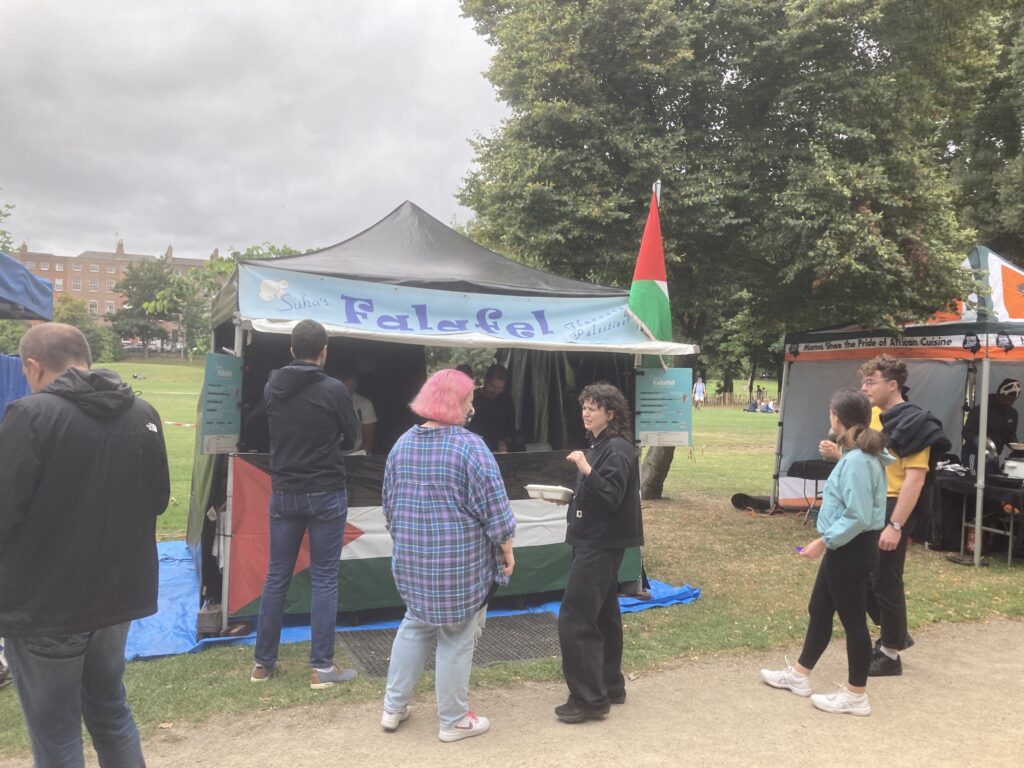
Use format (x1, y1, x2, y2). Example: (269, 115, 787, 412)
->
(0, 368, 170, 637)
(264, 361, 359, 493)
(566, 431, 644, 550)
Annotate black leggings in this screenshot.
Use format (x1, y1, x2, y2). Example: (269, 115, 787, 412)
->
(798, 530, 880, 687)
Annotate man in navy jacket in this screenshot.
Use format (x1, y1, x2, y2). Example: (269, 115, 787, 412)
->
(250, 319, 361, 689)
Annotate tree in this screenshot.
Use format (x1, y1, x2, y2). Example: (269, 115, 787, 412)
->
(0, 320, 28, 355)
(146, 243, 301, 358)
(950, 1, 1024, 262)
(53, 294, 120, 362)
(459, 0, 997, 348)
(107, 259, 174, 357)
(146, 258, 235, 357)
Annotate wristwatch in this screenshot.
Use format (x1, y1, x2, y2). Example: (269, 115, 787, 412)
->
(889, 521, 903, 532)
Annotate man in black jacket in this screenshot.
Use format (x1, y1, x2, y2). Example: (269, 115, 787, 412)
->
(251, 319, 361, 689)
(0, 322, 169, 767)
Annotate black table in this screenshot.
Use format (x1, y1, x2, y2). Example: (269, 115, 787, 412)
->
(787, 460, 836, 525)
(936, 472, 1022, 566)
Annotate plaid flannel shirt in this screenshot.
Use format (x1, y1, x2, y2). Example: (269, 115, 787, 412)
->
(383, 425, 516, 626)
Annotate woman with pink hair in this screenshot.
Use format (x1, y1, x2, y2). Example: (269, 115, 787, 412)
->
(380, 369, 516, 743)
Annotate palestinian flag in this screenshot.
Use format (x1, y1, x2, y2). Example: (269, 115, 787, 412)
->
(627, 190, 672, 343)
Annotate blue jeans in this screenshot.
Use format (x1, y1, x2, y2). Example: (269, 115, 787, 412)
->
(6, 621, 144, 768)
(255, 489, 347, 669)
(383, 608, 486, 728)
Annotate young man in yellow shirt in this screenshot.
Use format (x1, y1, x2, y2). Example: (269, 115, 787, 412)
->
(858, 355, 947, 676)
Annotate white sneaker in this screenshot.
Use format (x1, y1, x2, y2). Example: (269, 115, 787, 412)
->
(760, 663, 812, 697)
(811, 684, 871, 716)
(381, 705, 411, 732)
(438, 712, 490, 743)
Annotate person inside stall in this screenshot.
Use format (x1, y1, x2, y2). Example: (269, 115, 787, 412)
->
(468, 363, 517, 452)
(340, 371, 377, 455)
(962, 378, 1020, 471)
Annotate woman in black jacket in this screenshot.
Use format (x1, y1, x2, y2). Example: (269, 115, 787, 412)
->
(556, 383, 644, 724)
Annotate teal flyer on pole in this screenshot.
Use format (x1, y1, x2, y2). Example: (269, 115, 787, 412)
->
(635, 368, 692, 446)
(200, 353, 243, 454)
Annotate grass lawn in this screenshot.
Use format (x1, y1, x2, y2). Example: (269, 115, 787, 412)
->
(1, 366, 1022, 756)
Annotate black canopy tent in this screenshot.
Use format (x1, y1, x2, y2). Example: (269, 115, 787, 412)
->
(190, 202, 696, 630)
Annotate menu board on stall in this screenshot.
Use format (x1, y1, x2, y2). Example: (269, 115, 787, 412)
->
(635, 367, 692, 447)
(200, 353, 243, 454)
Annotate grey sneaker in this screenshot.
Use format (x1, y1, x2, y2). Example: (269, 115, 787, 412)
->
(438, 711, 490, 743)
(250, 663, 276, 683)
(811, 684, 871, 716)
(760, 662, 812, 697)
(381, 705, 412, 732)
(309, 664, 358, 690)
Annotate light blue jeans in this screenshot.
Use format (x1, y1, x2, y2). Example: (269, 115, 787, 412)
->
(383, 608, 486, 728)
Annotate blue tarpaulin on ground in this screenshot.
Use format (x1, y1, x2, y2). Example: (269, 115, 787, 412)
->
(126, 541, 701, 661)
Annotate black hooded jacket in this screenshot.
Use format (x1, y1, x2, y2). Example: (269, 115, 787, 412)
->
(264, 361, 359, 493)
(0, 368, 170, 637)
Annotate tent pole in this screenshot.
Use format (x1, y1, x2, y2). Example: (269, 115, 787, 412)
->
(219, 320, 245, 632)
(771, 358, 791, 509)
(221, 455, 234, 633)
(973, 356, 990, 567)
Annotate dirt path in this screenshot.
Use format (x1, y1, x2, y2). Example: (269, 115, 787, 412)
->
(4, 618, 1020, 767)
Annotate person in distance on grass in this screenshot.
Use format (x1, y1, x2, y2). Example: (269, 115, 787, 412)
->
(251, 319, 361, 690)
(380, 369, 515, 742)
(0, 322, 170, 766)
(761, 388, 888, 716)
(556, 382, 644, 724)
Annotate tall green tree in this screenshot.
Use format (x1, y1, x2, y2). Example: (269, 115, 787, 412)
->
(459, 0, 997, 360)
(950, 1, 1024, 262)
(107, 258, 174, 356)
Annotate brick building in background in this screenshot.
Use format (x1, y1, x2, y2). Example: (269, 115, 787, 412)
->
(10, 240, 207, 325)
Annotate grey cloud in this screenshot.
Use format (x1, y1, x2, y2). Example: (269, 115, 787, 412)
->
(0, 0, 506, 258)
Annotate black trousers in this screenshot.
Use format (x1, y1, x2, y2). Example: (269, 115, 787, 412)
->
(866, 498, 910, 649)
(558, 546, 625, 709)
(798, 530, 879, 687)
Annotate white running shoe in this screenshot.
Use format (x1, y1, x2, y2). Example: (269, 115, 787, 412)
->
(811, 684, 871, 716)
(381, 705, 411, 732)
(438, 712, 490, 743)
(760, 662, 812, 697)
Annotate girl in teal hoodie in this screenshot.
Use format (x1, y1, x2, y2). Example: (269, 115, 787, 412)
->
(760, 389, 889, 716)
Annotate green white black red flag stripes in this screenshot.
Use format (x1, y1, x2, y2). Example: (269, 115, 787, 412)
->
(627, 190, 672, 343)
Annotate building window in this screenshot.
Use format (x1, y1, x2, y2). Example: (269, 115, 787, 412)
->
(89, 264, 100, 273)
(73, 263, 82, 272)
(55, 262, 64, 272)
(107, 265, 116, 273)
(89, 279, 99, 292)
(72, 278, 82, 291)
(26, 261, 35, 269)
(88, 300, 98, 317)
(40, 262, 49, 271)
(105, 301, 115, 314)
(106, 279, 116, 290)
(54, 278, 64, 292)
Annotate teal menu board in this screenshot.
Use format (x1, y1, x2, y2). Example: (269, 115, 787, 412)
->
(200, 353, 243, 454)
(635, 367, 692, 447)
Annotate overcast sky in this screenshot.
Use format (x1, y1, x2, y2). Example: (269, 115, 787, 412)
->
(0, 0, 507, 259)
